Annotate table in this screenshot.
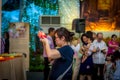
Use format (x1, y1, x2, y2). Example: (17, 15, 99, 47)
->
(0, 56, 26, 80)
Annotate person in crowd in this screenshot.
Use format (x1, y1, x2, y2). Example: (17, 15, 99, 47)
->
(79, 34, 95, 80)
(104, 56, 114, 80)
(86, 31, 93, 39)
(71, 36, 81, 80)
(4, 32, 10, 53)
(40, 27, 74, 80)
(86, 31, 97, 41)
(79, 33, 88, 59)
(92, 32, 108, 80)
(0, 37, 5, 54)
(92, 32, 97, 40)
(43, 27, 55, 80)
(107, 34, 119, 56)
(81, 33, 89, 46)
(112, 51, 120, 80)
(80, 33, 96, 55)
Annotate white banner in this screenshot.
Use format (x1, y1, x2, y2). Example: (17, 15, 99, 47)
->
(9, 22, 29, 70)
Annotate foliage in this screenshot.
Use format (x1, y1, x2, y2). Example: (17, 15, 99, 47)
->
(21, 0, 59, 72)
(29, 53, 44, 71)
(29, 34, 44, 71)
(2, 0, 59, 72)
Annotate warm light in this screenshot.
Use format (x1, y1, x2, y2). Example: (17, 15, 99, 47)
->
(86, 20, 116, 31)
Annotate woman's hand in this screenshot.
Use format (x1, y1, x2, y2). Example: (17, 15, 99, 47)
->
(37, 31, 48, 45)
(40, 38, 49, 46)
(115, 45, 119, 50)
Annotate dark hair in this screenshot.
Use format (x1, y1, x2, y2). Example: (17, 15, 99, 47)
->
(105, 55, 112, 61)
(81, 33, 88, 44)
(86, 31, 94, 42)
(55, 27, 74, 42)
(111, 51, 120, 62)
(48, 27, 55, 34)
(86, 31, 93, 38)
(111, 34, 117, 38)
(97, 32, 103, 37)
(89, 37, 94, 42)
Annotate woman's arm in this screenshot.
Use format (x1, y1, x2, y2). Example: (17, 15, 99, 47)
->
(41, 38, 61, 59)
(108, 41, 119, 48)
(80, 46, 85, 55)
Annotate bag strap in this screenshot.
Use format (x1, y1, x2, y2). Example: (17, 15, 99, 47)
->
(56, 63, 72, 80)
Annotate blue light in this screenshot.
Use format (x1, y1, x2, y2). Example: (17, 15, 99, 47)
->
(2, 10, 20, 22)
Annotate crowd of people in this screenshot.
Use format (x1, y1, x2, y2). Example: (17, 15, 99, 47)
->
(1, 27, 119, 80)
(41, 27, 120, 80)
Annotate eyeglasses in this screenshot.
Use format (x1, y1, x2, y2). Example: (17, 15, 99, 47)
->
(55, 37, 59, 39)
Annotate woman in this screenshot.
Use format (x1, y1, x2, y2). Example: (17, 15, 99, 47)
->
(107, 34, 119, 56)
(80, 33, 88, 46)
(79, 34, 95, 80)
(40, 27, 74, 80)
(71, 37, 81, 80)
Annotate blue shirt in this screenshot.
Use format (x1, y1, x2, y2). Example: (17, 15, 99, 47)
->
(49, 45, 74, 80)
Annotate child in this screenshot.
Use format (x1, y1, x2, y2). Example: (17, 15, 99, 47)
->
(104, 56, 114, 80)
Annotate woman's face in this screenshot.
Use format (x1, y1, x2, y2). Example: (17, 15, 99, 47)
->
(112, 36, 117, 41)
(82, 36, 88, 44)
(55, 33, 63, 47)
(72, 40, 78, 46)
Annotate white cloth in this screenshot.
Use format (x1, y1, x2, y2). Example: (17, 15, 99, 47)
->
(87, 43, 95, 55)
(71, 44, 80, 53)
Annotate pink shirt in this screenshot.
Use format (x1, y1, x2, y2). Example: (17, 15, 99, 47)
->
(107, 40, 119, 55)
(43, 35, 54, 57)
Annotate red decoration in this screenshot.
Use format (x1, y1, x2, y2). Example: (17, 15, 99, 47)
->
(38, 31, 47, 39)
